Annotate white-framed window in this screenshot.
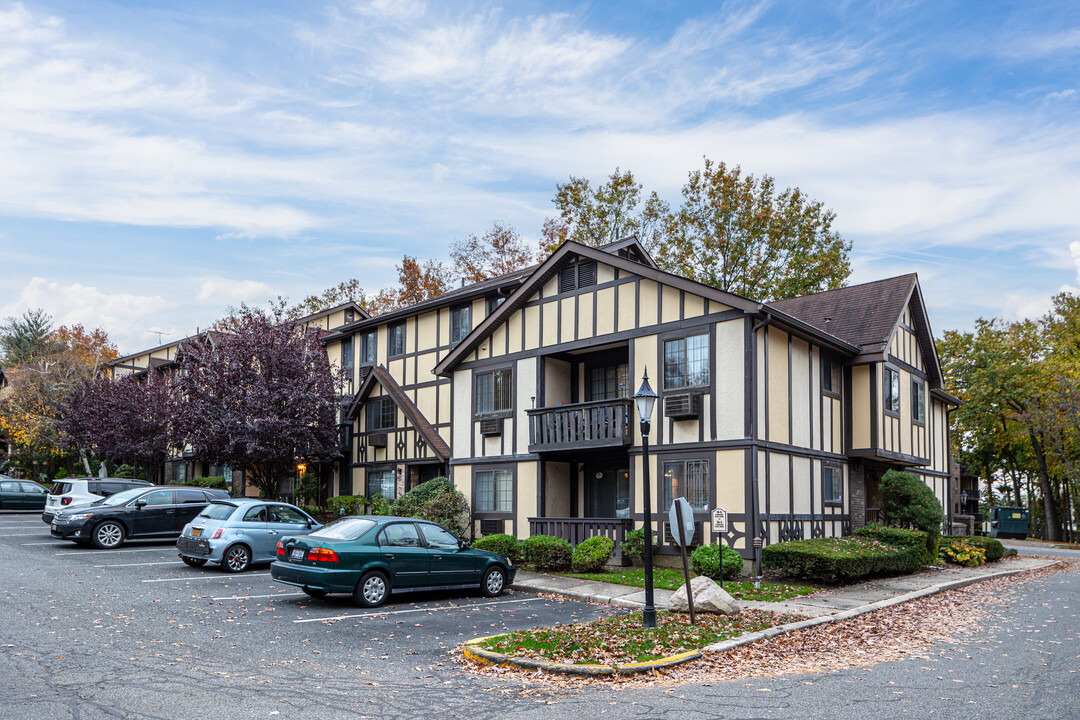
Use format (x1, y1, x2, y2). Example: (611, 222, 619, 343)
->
(475, 469, 513, 512)
(476, 368, 512, 414)
(662, 459, 709, 511)
(823, 465, 843, 505)
(911, 378, 926, 423)
(664, 334, 709, 390)
(884, 367, 900, 414)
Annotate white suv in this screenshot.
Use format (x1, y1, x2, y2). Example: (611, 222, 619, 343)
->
(42, 478, 153, 521)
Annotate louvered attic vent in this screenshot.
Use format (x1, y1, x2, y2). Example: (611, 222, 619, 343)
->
(559, 260, 597, 293)
(480, 417, 502, 436)
(664, 393, 701, 420)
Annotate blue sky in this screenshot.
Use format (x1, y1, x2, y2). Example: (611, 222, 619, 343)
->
(1, 0, 1078, 354)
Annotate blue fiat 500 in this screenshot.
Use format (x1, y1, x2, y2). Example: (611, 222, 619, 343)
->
(177, 499, 321, 573)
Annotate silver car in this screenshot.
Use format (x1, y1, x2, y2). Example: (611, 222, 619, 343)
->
(177, 499, 321, 572)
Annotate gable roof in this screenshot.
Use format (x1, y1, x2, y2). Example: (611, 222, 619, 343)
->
(433, 240, 773, 376)
(344, 365, 450, 462)
(770, 274, 945, 387)
(295, 301, 371, 328)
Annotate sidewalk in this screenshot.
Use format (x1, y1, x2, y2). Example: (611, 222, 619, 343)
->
(511, 555, 1061, 619)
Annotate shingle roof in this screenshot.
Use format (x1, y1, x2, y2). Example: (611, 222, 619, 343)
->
(769, 275, 918, 351)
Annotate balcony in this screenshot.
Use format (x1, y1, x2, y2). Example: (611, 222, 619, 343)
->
(527, 399, 633, 453)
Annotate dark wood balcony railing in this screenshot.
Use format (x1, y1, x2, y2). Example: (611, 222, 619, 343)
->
(526, 399, 632, 453)
(528, 517, 633, 566)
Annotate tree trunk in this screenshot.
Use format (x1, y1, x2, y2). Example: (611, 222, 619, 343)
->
(80, 450, 92, 476)
(1029, 429, 1061, 542)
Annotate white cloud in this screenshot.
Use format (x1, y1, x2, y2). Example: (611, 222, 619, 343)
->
(0, 277, 175, 351)
(196, 278, 278, 306)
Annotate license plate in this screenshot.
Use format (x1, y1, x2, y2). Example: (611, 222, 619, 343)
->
(191, 527, 202, 537)
(290, 548, 305, 560)
(51, 524, 57, 531)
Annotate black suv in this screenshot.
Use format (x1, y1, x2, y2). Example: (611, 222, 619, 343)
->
(50, 486, 231, 548)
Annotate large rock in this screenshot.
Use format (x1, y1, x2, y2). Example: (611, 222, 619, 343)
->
(668, 575, 740, 615)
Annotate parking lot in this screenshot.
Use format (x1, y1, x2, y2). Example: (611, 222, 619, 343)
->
(0, 510, 620, 719)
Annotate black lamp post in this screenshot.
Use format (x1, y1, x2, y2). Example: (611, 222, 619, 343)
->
(633, 369, 658, 629)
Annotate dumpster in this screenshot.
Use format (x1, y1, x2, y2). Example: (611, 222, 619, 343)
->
(989, 506, 1029, 539)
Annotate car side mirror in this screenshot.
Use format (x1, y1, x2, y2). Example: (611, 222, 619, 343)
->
(458, 539, 468, 550)
(134, 499, 147, 508)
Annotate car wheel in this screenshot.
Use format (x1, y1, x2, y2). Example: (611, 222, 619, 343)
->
(354, 571, 389, 608)
(302, 587, 327, 599)
(91, 521, 125, 549)
(221, 544, 252, 573)
(181, 556, 208, 567)
(481, 566, 507, 597)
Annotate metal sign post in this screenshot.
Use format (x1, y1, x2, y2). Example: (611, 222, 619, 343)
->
(669, 497, 696, 625)
(711, 507, 727, 590)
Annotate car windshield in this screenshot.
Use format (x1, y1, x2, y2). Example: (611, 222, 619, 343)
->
(308, 518, 375, 541)
(199, 503, 237, 520)
(101, 488, 148, 506)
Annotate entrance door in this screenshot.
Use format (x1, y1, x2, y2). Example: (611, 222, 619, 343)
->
(586, 468, 630, 518)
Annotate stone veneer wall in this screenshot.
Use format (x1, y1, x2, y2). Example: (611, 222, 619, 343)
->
(849, 460, 866, 531)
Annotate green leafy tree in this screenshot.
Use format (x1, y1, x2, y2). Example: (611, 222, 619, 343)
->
(0, 309, 60, 365)
(658, 158, 851, 301)
(451, 222, 536, 282)
(540, 168, 669, 255)
(289, 279, 372, 319)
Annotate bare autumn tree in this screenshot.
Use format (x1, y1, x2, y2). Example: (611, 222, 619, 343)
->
(371, 255, 454, 314)
(658, 158, 851, 301)
(173, 303, 342, 498)
(539, 168, 669, 255)
(450, 222, 536, 283)
(64, 374, 177, 485)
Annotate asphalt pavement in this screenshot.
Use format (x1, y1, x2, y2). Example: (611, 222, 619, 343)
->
(2, 510, 1077, 719)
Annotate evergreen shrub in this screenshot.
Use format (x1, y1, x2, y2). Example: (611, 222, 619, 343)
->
(762, 535, 922, 584)
(327, 495, 361, 515)
(881, 469, 944, 560)
(389, 478, 468, 535)
(855, 525, 931, 565)
(523, 534, 573, 570)
(571, 536, 615, 572)
(690, 543, 744, 580)
(941, 535, 1004, 563)
(621, 528, 658, 563)
(473, 533, 524, 564)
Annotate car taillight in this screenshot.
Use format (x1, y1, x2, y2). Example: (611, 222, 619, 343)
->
(306, 547, 338, 563)
(62, 497, 72, 505)
(182, 524, 190, 535)
(211, 528, 223, 539)
(277, 541, 286, 556)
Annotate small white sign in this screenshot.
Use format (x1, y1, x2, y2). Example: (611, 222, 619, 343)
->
(711, 507, 728, 534)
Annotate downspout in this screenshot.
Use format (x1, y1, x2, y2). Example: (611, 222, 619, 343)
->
(750, 308, 771, 590)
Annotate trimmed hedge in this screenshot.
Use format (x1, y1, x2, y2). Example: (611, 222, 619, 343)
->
(184, 475, 227, 490)
(473, 533, 524, 564)
(762, 535, 923, 584)
(523, 534, 573, 570)
(942, 535, 1004, 563)
(571, 536, 615, 573)
(690, 543, 744, 580)
(855, 525, 932, 566)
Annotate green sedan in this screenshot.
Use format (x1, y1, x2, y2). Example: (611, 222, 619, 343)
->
(0, 476, 49, 510)
(270, 515, 516, 607)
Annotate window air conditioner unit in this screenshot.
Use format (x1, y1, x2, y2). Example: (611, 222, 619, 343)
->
(664, 393, 701, 420)
(367, 432, 388, 448)
(480, 519, 504, 536)
(480, 417, 502, 436)
(358, 366, 372, 382)
(663, 520, 703, 546)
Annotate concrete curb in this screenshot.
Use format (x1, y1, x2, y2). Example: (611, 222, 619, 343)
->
(463, 634, 701, 676)
(703, 558, 1063, 653)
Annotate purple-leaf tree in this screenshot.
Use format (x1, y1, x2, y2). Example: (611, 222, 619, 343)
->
(64, 373, 178, 484)
(174, 303, 342, 498)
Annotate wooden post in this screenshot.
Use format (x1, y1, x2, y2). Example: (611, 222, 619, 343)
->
(674, 500, 696, 625)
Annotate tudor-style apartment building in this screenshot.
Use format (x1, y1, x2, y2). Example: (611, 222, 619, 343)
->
(323, 238, 958, 562)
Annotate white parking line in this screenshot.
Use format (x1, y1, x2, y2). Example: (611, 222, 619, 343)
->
(292, 597, 543, 623)
(213, 592, 305, 601)
(94, 561, 186, 568)
(53, 547, 174, 555)
(142, 573, 270, 584)
(20, 541, 64, 546)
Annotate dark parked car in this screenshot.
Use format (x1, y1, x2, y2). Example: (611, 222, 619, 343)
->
(50, 486, 231, 548)
(177, 499, 322, 573)
(0, 476, 49, 510)
(270, 515, 515, 607)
